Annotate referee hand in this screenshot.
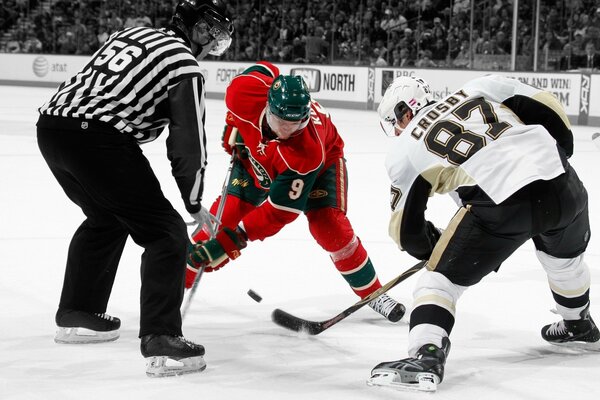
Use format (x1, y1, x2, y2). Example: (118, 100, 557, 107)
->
(189, 207, 220, 238)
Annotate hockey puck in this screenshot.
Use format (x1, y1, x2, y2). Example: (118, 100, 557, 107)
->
(247, 289, 262, 303)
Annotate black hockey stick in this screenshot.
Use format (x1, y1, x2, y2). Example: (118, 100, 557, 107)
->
(271, 260, 427, 335)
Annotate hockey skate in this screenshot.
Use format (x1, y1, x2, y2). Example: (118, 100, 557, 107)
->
(368, 293, 406, 322)
(54, 309, 120, 344)
(541, 304, 600, 350)
(367, 337, 451, 392)
(141, 334, 206, 377)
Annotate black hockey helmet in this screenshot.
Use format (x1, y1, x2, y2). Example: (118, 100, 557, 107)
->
(172, 0, 234, 56)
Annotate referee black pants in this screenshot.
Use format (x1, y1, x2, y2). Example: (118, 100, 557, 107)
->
(37, 116, 186, 337)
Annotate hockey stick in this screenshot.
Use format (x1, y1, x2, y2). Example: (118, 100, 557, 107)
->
(271, 260, 427, 335)
(182, 151, 236, 320)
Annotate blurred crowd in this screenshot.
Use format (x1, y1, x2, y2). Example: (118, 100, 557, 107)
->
(2, 0, 600, 71)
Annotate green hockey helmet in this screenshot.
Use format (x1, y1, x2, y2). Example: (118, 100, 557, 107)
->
(266, 75, 311, 139)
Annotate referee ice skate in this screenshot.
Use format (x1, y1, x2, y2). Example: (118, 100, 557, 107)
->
(36, 0, 233, 377)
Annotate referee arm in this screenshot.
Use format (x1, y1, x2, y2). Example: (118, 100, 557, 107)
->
(166, 75, 208, 214)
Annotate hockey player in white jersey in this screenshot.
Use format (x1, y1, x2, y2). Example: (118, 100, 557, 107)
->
(367, 75, 598, 392)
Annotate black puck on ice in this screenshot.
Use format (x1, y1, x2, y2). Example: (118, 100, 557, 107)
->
(247, 289, 262, 303)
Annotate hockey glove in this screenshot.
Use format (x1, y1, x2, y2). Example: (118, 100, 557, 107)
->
(221, 118, 248, 159)
(186, 226, 248, 283)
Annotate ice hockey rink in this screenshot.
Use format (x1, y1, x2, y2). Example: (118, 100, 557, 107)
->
(1, 84, 599, 400)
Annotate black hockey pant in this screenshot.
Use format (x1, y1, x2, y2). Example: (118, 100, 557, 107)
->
(411, 165, 591, 335)
(429, 164, 590, 288)
(37, 116, 186, 337)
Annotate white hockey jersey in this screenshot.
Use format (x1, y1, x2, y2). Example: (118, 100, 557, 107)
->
(385, 74, 568, 248)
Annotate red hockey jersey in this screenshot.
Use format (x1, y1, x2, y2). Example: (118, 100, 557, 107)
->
(223, 61, 345, 241)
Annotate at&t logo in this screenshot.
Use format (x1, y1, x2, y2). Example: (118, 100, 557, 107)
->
(33, 56, 49, 77)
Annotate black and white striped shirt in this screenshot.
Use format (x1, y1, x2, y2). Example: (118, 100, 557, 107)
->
(39, 26, 209, 213)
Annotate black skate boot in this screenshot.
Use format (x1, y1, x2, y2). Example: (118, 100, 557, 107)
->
(368, 293, 406, 322)
(141, 334, 206, 377)
(55, 309, 121, 344)
(367, 337, 451, 392)
(541, 304, 600, 350)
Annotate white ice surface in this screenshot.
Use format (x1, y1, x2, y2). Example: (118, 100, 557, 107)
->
(1, 85, 599, 400)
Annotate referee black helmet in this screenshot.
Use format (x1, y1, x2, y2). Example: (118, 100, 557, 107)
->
(172, 0, 234, 57)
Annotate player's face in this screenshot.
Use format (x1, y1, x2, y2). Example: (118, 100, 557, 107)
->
(266, 108, 309, 140)
(394, 112, 413, 136)
(191, 16, 232, 59)
(190, 37, 216, 60)
(380, 109, 413, 136)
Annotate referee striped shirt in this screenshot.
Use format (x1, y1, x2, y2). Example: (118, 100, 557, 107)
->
(39, 26, 209, 213)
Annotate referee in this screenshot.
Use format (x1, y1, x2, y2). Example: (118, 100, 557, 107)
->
(36, 0, 233, 377)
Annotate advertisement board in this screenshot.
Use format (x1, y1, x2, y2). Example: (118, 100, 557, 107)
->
(589, 74, 600, 126)
(200, 61, 369, 109)
(0, 54, 87, 87)
(375, 68, 582, 120)
(0, 53, 597, 125)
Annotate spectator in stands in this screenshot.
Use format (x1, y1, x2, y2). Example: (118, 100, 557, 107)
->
(1, 0, 18, 31)
(263, 19, 280, 49)
(432, 16, 445, 38)
(546, 8, 562, 32)
(78, 29, 99, 55)
(56, 30, 77, 54)
(585, 24, 600, 49)
(103, 10, 123, 32)
(397, 47, 415, 67)
(558, 43, 581, 70)
(452, 40, 471, 68)
(373, 14, 389, 41)
(17, 0, 600, 70)
(431, 37, 448, 64)
(277, 43, 294, 63)
(380, 7, 394, 31)
(306, 26, 329, 63)
(572, 32, 586, 56)
(582, 40, 600, 69)
(5, 36, 21, 53)
(389, 6, 408, 33)
(97, 25, 109, 47)
(475, 30, 490, 53)
(495, 30, 511, 54)
(447, 31, 461, 59)
(417, 22, 434, 51)
(370, 47, 388, 66)
(415, 49, 437, 68)
(541, 30, 563, 53)
(22, 32, 42, 53)
(482, 37, 506, 55)
(403, 27, 414, 44)
(291, 36, 306, 63)
(239, 44, 257, 62)
(390, 47, 402, 66)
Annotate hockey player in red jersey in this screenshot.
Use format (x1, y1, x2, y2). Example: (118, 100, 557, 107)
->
(186, 61, 405, 322)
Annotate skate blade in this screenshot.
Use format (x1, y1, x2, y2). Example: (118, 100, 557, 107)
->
(367, 370, 439, 392)
(548, 340, 600, 352)
(54, 327, 119, 344)
(145, 356, 206, 378)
